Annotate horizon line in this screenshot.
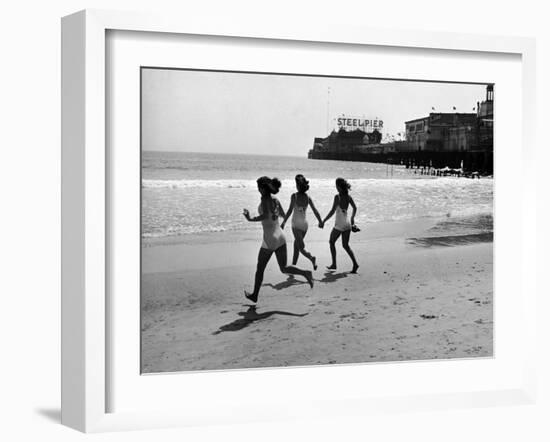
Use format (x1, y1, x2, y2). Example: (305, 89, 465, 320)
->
(142, 150, 306, 158)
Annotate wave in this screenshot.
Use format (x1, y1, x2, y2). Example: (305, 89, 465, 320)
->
(141, 208, 493, 239)
(142, 225, 229, 238)
(142, 179, 251, 189)
(141, 176, 493, 239)
(142, 177, 493, 190)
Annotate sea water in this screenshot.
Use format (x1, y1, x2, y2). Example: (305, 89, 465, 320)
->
(142, 151, 493, 240)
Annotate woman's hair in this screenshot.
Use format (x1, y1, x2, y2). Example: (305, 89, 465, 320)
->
(335, 177, 351, 194)
(295, 174, 310, 193)
(257, 176, 282, 195)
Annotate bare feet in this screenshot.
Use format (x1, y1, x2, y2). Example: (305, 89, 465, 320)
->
(312, 256, 318, 271)
(244, 290, 258, 303)
(326, 264, 337, 271)
(305, 271, 314, 288)
(351, 264, 359, 274)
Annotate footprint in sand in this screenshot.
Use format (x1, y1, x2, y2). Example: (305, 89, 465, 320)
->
(465, 345, 483, 354)
(420, 314, 438, 320)
(393, 296, 407, 305)
(474, 319, 493, 325)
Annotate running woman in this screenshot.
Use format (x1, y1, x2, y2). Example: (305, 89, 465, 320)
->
(243, 176, 314, 303)
(281, 174, 322, 270)
(321, 177, 359, 273)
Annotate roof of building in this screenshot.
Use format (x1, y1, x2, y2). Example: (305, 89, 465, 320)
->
(404, 116, 429, 124)
(405, 113, 477, 125)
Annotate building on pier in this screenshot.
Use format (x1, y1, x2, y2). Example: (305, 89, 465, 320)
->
(308, 85, 494, 173)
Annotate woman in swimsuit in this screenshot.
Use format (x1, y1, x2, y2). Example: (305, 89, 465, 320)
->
(243, 176, 314, 303)
(281, 174, 322, 270)
(321, 177, 359, 273)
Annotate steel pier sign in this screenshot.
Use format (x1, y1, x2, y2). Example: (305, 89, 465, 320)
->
(337, 116, 383, 131)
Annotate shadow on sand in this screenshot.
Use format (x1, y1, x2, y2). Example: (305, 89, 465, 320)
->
(263, 275, 307, 291)
(319, 271, 349, 283)
(213, 305, 308, 335)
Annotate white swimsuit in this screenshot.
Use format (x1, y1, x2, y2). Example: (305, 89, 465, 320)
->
(334, 195, 352, 232)
(259, 199, 286, 251)
(291, 194, 309, 232)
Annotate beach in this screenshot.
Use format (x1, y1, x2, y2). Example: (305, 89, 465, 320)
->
(140, 152, 493, 373)
(141, 218, 493, 373)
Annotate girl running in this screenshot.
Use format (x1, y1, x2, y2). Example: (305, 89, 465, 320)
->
(243, 176, 314, 303)
(321, 177, 359, 273)
(281, 174, 322, 270)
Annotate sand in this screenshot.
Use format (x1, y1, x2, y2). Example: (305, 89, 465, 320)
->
(141, 219, 493, 373)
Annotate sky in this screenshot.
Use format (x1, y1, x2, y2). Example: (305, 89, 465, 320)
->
(141, 68, 489, 157)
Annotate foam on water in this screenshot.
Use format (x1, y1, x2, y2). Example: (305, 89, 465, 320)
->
(142, 177, 491, 189)
(141, 152, 493, 239)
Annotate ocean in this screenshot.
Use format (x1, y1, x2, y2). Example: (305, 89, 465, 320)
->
(142, 151, 493, 241)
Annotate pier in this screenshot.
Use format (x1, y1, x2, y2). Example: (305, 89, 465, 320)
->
(308, 85, 494, 176)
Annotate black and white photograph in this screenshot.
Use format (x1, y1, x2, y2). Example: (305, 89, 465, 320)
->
(6, 0, 549, 439)
(140, 68, 494, 373)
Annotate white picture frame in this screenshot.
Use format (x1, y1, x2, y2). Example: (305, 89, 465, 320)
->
(61, 9, 537, 433)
